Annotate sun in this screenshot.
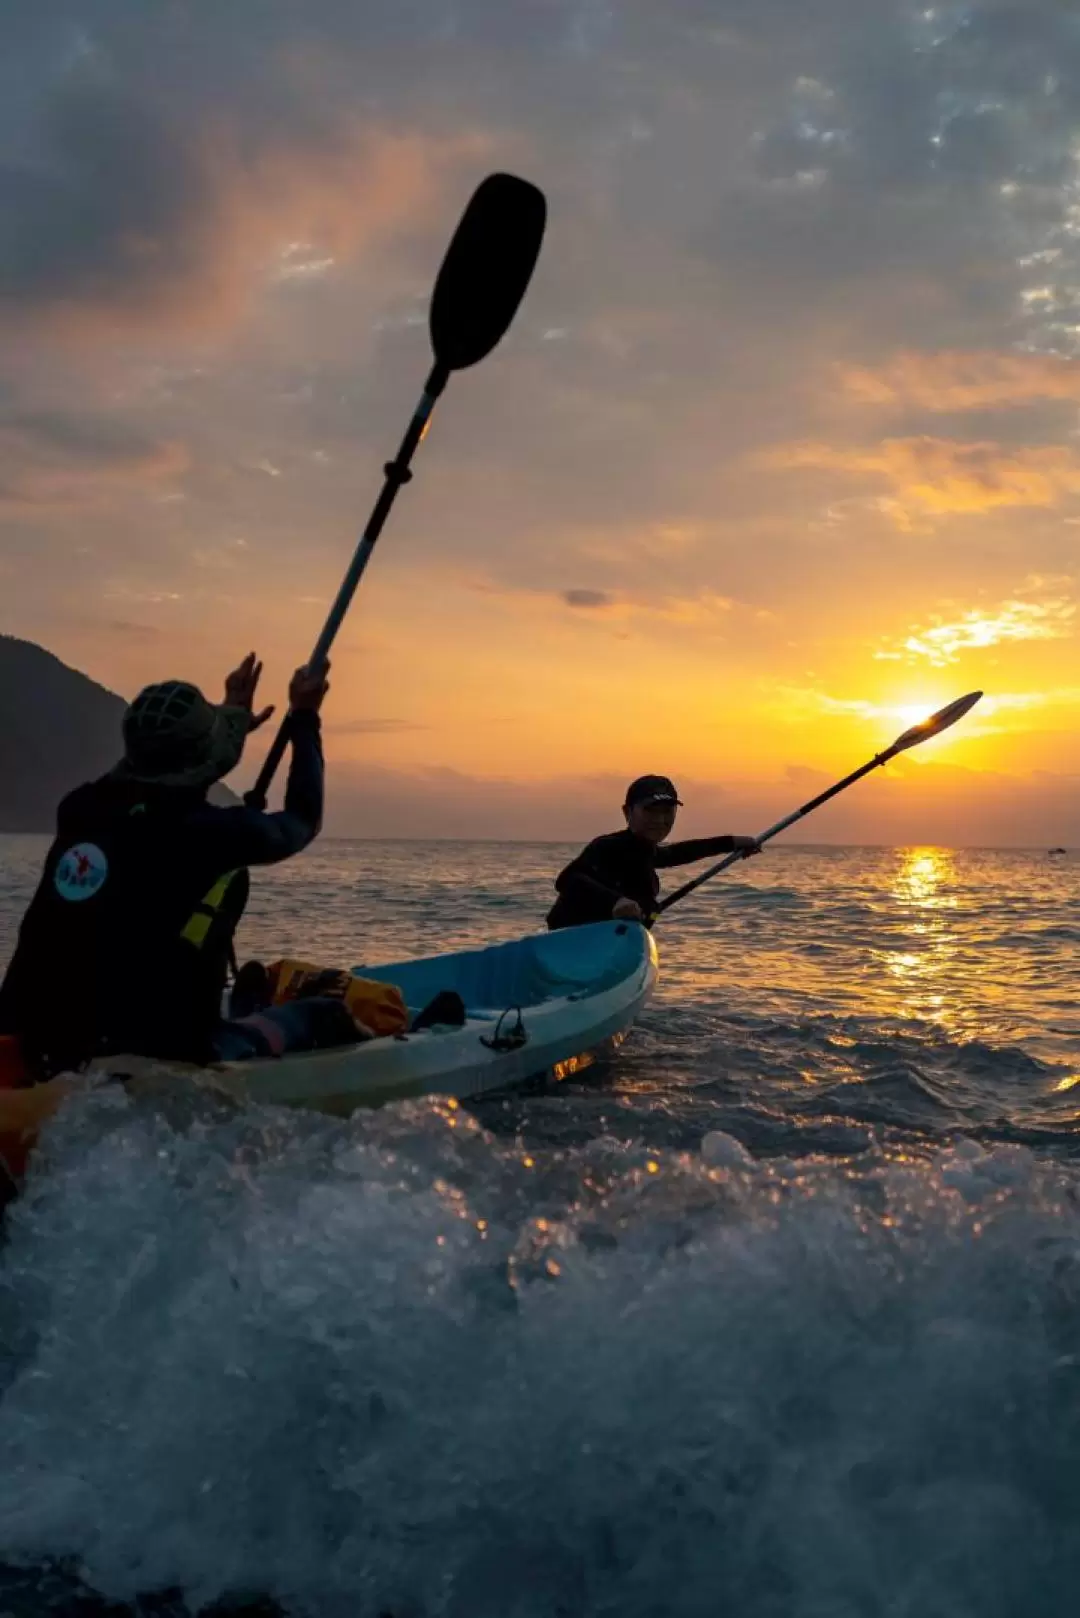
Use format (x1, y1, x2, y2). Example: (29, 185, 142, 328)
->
(895, 702, 935, 729)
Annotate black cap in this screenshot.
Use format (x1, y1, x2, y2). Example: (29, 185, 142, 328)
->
(625, 774, 683, 809)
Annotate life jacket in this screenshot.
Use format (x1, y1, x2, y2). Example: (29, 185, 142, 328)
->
(0, 776, 249, 1075)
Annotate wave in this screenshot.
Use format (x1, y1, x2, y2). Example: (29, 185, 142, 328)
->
(2, 1096, 1080, 1616)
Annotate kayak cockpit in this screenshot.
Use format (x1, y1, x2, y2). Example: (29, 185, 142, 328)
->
(355, 921, 649, 1016)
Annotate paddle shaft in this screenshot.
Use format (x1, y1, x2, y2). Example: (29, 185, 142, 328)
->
(656, 745, 898, 915)
(245, 363, 448, 810)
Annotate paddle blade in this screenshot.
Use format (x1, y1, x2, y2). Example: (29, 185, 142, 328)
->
(891, 690, 983, 754)
(429, 173, 547, 371)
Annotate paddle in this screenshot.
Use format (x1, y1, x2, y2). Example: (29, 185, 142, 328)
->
(245, 171, 548, 810)
(656, 690, 983, 917)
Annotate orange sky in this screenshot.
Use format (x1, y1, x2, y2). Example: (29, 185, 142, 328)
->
(2, 1, 1079, 843)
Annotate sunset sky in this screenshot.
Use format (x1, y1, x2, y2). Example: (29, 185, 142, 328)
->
(3, 0, 1079, 843)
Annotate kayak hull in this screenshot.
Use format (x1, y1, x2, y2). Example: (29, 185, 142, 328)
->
(0, 924, 658, 1170)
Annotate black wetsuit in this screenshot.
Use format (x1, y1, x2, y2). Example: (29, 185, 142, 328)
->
(546, 829, 741, 930)
(0, 711, 324, 1074)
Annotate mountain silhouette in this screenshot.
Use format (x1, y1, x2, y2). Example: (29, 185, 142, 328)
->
(0, 636, 238, 831)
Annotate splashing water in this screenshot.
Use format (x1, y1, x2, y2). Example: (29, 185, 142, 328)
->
(3, 1093, 1080, 1617)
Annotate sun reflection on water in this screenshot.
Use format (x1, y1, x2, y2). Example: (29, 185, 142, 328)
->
(892, 847, 957, 912)
(875, 846, 965, 1032)
(652, 844, 1077, 1077)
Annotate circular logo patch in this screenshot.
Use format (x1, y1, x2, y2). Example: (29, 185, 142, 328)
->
(54, 842, 109, 903)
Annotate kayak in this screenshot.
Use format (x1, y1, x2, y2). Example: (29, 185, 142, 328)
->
(0, 921, 658, 1177)
(209, 919, 658, 1114)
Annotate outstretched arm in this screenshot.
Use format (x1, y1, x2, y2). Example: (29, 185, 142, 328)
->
(190, 662, 329, 868)
(656, 834, 759, 869)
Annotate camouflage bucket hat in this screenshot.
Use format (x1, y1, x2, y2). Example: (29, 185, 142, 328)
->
(114, 681, 251, 788)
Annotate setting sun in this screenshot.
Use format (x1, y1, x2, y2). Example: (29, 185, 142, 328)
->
(894, 701, 945, 730)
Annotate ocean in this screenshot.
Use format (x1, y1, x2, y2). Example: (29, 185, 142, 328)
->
(0, 836, 1078, 1617)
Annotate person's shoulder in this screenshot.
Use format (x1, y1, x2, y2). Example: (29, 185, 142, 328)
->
(579, 829, 631, 856)
(54, 777, 109, 827)
(58, 780, 96, 813)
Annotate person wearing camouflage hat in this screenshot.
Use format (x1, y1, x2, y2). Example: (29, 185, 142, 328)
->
(112, 675, 261, 789)
(0, 653, 329, 1077)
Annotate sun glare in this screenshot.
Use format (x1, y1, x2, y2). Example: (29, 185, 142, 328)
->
(894, 700, 942, 729)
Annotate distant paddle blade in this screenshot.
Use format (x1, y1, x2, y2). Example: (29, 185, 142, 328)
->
(891, 690, 983, 754)
(429, 173, 547, 371)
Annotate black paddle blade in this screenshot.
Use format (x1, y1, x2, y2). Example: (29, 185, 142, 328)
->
(892, 690, 983, 754)
(429, 172, 546, 371)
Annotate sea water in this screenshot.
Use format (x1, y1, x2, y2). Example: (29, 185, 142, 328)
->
(0, 839, 1078, 1617)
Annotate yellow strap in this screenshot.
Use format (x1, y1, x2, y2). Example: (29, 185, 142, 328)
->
(202, 872, 236, 909)
(179, 869, 239, 949)
(179, 911, 213, 947)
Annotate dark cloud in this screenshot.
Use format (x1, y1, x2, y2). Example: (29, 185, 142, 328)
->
(0, 80, 207, 317)
(0, 38, 463, 336)
(103, 621, 162, 642)
(0, 409, 186, 510)
(562, 588, 614, 609)
(3, 0, 1077, 349)
(2, 411, 177, 465)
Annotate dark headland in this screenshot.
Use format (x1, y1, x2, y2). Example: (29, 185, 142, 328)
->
(0, 636, 237, 832)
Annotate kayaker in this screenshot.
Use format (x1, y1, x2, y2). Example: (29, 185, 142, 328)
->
(546, 775, 760, 930)
(0, 653, 332, 1078)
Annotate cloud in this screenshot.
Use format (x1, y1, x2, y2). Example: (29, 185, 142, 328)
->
(876, 593, 1077, 667)
(0, 410, 187, 510)
(770, 682, 1080, 738)
(766, 437, 1080, 527)
(977, 690, 1080, 716)
(323, 717, 429, 736)
(464, 575, 741, 634)
(840, 351, 1080, 413)
(0, 68, 478, 339)
(712, 2, 1080, 349)
(769, 687, 898, 726)
(103, 620, 163, 642)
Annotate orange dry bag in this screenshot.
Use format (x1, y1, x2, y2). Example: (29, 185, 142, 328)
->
(267, 959, 408, 1039)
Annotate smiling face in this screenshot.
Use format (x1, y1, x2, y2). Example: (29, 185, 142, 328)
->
(625, 798, 678, 844)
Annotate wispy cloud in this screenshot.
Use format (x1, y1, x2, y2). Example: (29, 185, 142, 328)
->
(0, 412, 187, 511)
(976, 690, 1080, 715)
(839, 351, 1080, 413)
(468, 576, 738, 631)
(875, 593, 1077, 666)
(766, 437, 1080, 527)
(770, 684, 1080, 738)
(768, 687, 919, 726)
(323, 717, 429, 736)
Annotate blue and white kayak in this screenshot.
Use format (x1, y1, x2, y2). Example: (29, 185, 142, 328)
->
(208, 920, 658, 1115)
